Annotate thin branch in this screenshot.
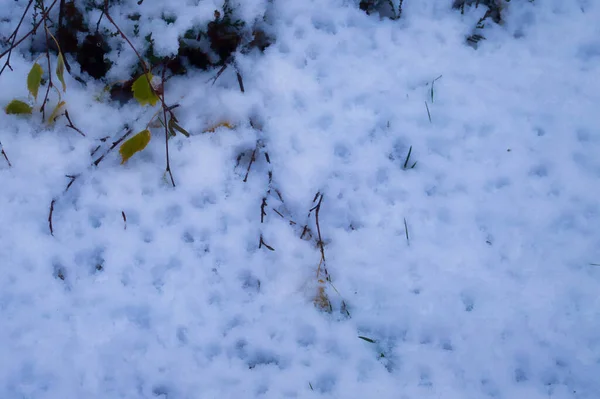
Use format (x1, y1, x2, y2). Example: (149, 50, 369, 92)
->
(0, 0, 59, 61)
(56, 0, 72, 73)
(430, 74, 443, 103)
(0, 0, 34, 76)
(314, 196, 326, 262)
(260, 197, 267, 223)
(103, 0, 148, 73)
(64, 174, 79, 192)
(93, 126, 133, 166)
(243, 146, 257, 182)
(64, 110, 86, 137)
(102, 1, 176, 121)
(48, 198, 56, 236)
(0, 141, 12, 167)
(274, 188, 283, 202)
(161, 64, 175, 187)
(312, 192, 320, 203)
(103, 2, 179, 185)
(425, 101, 431, 123)
(90, 145, 101, 157)
(300, 225, 311, 240)
(39, 0, 54, 121)
(311, 193, 327, 279)
(259, 235, 275, 251)
(208, 63, 228, 86)
(236, 69, 244, 93)
(95, 9, 105, 33)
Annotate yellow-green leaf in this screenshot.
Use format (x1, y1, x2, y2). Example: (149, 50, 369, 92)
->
(56, 53, 66, 92)
(48, 101, 66, 124)
(131, 73, 159, 106)
(203, 121, 234, 133)
(5, 99, 33, 115)
(119, 129, 151, 164)
(27, 63, 43, 101)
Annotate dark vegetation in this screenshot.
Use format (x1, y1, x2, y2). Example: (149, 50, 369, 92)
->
(1, 0, 526, 92)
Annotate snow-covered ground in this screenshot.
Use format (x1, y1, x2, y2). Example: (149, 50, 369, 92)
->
(1, 1, 599, 398)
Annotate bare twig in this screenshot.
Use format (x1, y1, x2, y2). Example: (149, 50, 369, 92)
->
(272, 208, 284, 218)
(90, 145, 101, 157)
(243, 146, 257, 182)
(103, 1, 148, 73)
(300, 225, 312, 240)
(93, 126, 134, 166)
(122, 211, 127, 230)
(64, 110, 86, 137)
(207, 56, 244, 92)
(0, 0, 59, 61)
(208, 63, 228, 86)
(425, 101, 431, 123)
(56, 0, 72, 73)
(0, 141, 11, 167)
(274, 188, 283, 202)
(312, 193, 327, 278)
(259, 235, 275, 251)
(161, 65, 175, 187)
(402, 146, 417, 170)
(236, 69, 244, 93)
(64, 174, 79, 192)
(102, 1, 176, 121)
(430, 74, 442, 103)
(39, 0, 54, 120)
(260, 197, 267, 223)
(95, 10, 105, 33)
(48, 198, 56, 236)
(235, 151, 245, 168)
(0, 0, 34, 76)
(103, 2, 179, 183)
(404, 217, 410, 246)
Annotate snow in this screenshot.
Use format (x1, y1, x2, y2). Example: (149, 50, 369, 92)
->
(1, 0, 600, 398)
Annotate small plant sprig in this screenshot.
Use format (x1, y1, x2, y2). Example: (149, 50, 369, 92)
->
(423, 75, 442, 123)
(428, 75, 442, 103)
(101, 0, 193, 186)
(306, 192, 350, 316)
(5, 26, 69, 125)
(238, 146, 350, 316)
(403, 145, 417, 170)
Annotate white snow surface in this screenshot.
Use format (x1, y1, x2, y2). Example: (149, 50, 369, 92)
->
(1, 0, 600, 398)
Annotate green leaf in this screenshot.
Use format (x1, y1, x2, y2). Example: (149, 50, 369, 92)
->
(5, 99, 33, 115)
(119, 129, 151, 164)
(48, 101, 66, 124)
(131, 73, 159, 106)
(27, 63, 43, 101)
(56, 53, 66, 92)
(168, 117, 190, 137)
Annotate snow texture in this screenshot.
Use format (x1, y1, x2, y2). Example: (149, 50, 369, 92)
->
(1, 0, 600, 398)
